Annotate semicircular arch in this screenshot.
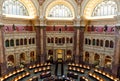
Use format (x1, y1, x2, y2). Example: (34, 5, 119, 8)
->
(1, 0, 37, 18)
(44, 0, 76, 20)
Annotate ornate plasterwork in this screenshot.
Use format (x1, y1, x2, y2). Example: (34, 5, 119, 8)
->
(19, 0, 37, 17)
(83, 0, 103, 18)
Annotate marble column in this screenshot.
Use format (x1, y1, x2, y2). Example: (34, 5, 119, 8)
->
(112, 12, 120, 76)
(35, 26, 41, 63)
(74, 27, 80, 63)
(112, 35, 120, 76)
(40, 26, 46, 63)
(0, 24, 7, 76)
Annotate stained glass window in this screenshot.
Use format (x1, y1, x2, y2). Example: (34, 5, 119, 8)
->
(2, 0, 28, 16)
(48, 4, 73, 18)
(92, 0, 117, 17)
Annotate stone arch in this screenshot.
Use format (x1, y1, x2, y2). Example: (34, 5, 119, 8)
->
(94, 53, 100, 66)
(85, 51, 89, 63)
(20, 53, 26, 64)
(30, 51, 35, 62)
(7, 55, 14, 67)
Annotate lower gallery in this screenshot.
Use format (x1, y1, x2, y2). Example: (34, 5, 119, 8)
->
(0, 0, 120, 81)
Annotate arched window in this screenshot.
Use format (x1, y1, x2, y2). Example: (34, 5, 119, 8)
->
(10, 39, 14, 46)
(67, 38, 69, 43)
(92, 0, 117, 17)
(100, 40, 103, 47)
(85, 38, 87, 44)
(2, 0, 28, 16)
(55, 37, 58, 43)
(48, 4, 73, 18)
(110, 40, 114, 48)
(88, 39, 91, 45)
(24, 38, 27, 45)
(32, 38, 35, 44)
(62, 37, 65, 44)
(105, 40, 109, 47)
(96, 39, 99, 46)
(51, 38, 54, 43)
(70, 38, 73, 43)
(48, 38, 50, 43)
(16, 39, 19, 46)
(29, 38, 31, 44)
(92, 39, 96, 46)
(5, 40, 9, 47)
(20, 39, 23, 45)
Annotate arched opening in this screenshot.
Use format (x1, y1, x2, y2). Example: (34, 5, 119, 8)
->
(88, 39, 91, 45)
(46, 0, 75, 20)
(5, 40, 9, 47)
(110, 40, 114, 48)
(96, 39, 99, 46)
(105, 40, 109, 47)
(20, 53, 25, 64)
(51, 37, 54, 43)
(7, 55, 14, 67)
(105, 56, 112, 69)
(10, 39, 14, 46)
(100, 40, 103, 47)
(92, 39, 96, 46)
(94, 53, 100, 66)
(30, 51, 35, 62)
(16, 39, 19, 46)
(70, 38, 73, 43)
(2, 0, 28, 16)
(48, 37, 50, 43)
(59, 28, 62, 33)
(20, 39, 23, 45)
(85, 38, 87, 44)
(85, 52, 89, 63)
(62, 37, 65, 44)
(58, 38, 62, 44)
(29, 38, 31, 44)
(24, 38, 27, 45)
(55, 37, 58, 43)
(32, 38, 35, 44)
(67, 38, 69, 43)
(2, 0, 37, 18)
(48, 50, 53, 63)
(66, 50, 72, 62)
